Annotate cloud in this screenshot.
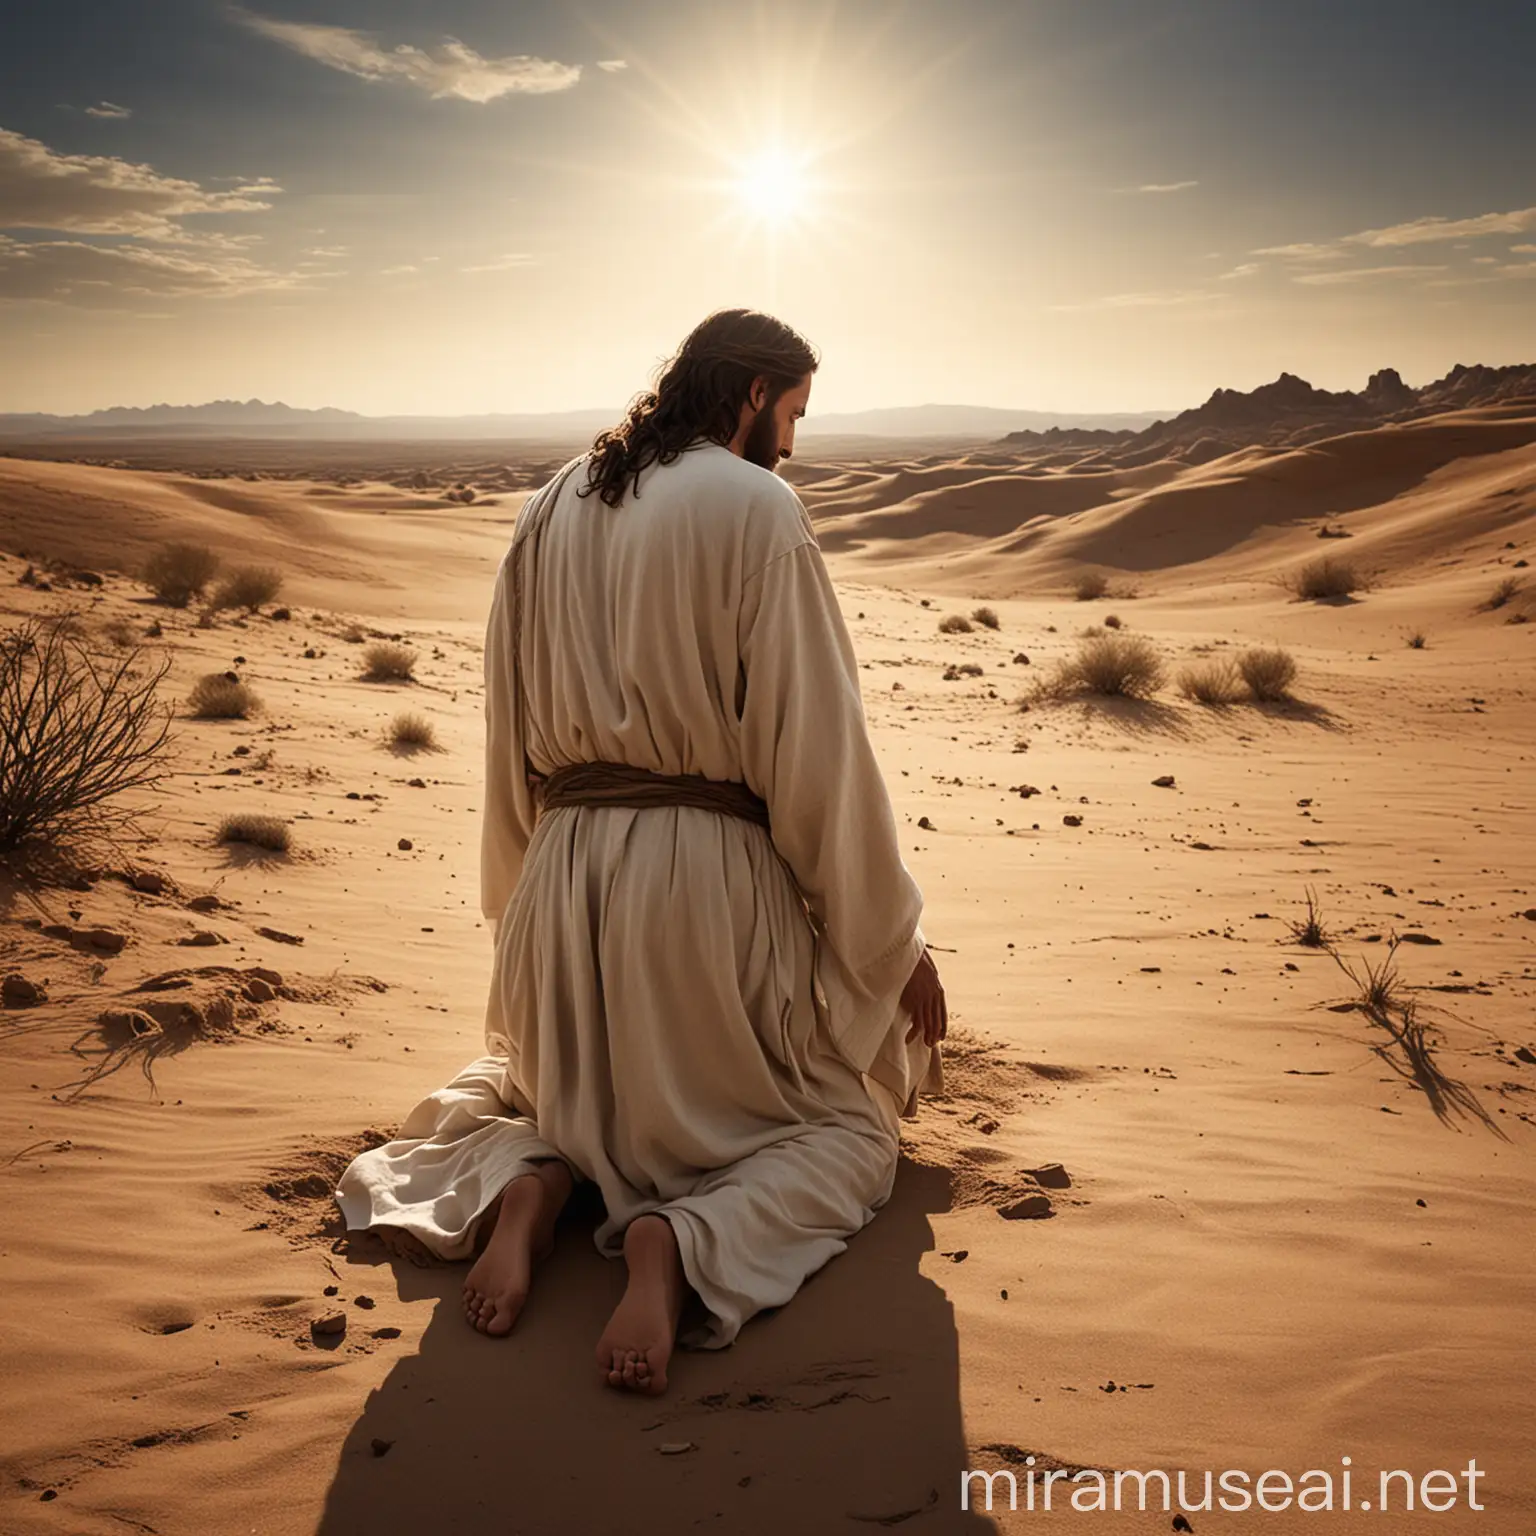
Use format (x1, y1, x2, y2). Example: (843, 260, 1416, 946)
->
(1047, 288, 1216, 312)
(1292, 264, 1448, 286)
(382, 263, 419, 275)
(461, 252, 534, 272)
(84, 101, 133, 120)
(237, 11, 582, 101)
(1348, 207, 1536, 247)
(1256, 207, 1536, 266)
(1219, 262, 1261, 280)
(0, 126, 278, 242)
(1133, 180, 1197, 193)
(0, 235, 296, 304)
(1511, 243, 1536, 254)
(597, 60, 628, 72)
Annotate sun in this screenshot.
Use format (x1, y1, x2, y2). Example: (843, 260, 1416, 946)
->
(730, 149, 813, 226)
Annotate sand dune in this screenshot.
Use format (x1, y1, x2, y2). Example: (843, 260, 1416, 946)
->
(2, 418, 1534, 1533)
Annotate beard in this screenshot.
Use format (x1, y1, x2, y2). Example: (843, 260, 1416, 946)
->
(741, 390, 785, 470)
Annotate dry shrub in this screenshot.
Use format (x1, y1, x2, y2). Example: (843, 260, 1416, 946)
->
(387, 711, 438, 751)
(970, 606, 1000, 630)
(1073, 571, 1109, 601)
(0, 617, 173, 851)
(938, 613, 973, 634)
(1177, 658, 1245, 705)
(187, 673, 261, 719)
(217, 812, 290, 853)
(213, 565, 284, 613)
(1040, 633, 1164, 701)
(1287, 555, 1360, 600)
(144, 543, 219, 607)
(361, 642, 417, 681)
(1237, 646, 1297, 701)
(99, 617, 138, 649)
(1406, 630, 1427, 649)
(1481, 575, 1522, 612)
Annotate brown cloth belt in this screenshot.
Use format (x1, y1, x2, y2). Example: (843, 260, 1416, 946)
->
(528, 759, 772, 832)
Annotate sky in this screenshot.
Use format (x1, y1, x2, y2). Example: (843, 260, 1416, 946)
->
(2, 0, 1534, 417)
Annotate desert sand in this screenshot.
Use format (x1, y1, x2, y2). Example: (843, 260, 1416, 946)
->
(2, 410, 1534, 1534)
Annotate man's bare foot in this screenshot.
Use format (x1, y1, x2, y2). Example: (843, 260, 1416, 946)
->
(594, 1213, 687, 1395)
(373, 1224, 439, 1267)
(462, 1159, 573, 1336)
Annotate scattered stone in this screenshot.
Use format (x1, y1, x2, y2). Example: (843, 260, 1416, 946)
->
(311, 1312, 347, 1338)
(245, 978, 277, 1003)
(324, 1285, 339, 1296)
(1062, 814, 1083, 827)
(1151, 775, 1176, 788)
(354, 1295, 376, 1310)
(658, 1442, 696, 1455)
(916, 817, 934, 832)
(1027, 1162, 1071, 1189)
(1140, 966, 1161, 974)
(248, 967, 284, 986)
(187, 894, 223, 913)
(1012, 652, 1030, 665)
(370, 1438, 393, 1457)
(42, 924, 127, 955)
(2, 973, 47, 1007)
(1398, 932, 1441, 945)
(1011, 784, 1040, 798)
(371, 1326, 402, 1339)
(999, 1193, 1053, 1220)
(408, 777, 426, 788)
(397, 838, 413, 851)
(1514, 1046, 1536, 1066)
(178, 931, 227, 947)
(257, 927, 304, 945)
(130, 870, 167, 895)
(1521, 909, 1536, 922)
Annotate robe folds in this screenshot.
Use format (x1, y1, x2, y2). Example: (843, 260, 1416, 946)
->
(334, 440, 941, 1348)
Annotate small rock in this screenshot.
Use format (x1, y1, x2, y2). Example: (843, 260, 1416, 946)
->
(2, 973, 47, 1007)
(916, 817, 933, 832)
(999, 1193, 1053, 1221)
(248, 967, 283, 985)
(245, 978, 277, 1003)
(1062, 814, 1082, 827)
(1026, 1162, 1071, 1189)
(371, 1326, 402, 1339)
(130, 870, 167, 895)
(311, 1312, 347, 1338)
(187, 894, 222, 913)
(1012, 652, 1030, 665)
(85, 928, 127, 954)
(370, 1437, 393, 1457)
(1514, 1046, 1536, 1066)
(1151, 775, 1175, 788)
(257, 927, 304, 945)
(397, 838, 413, 851)
(408, 777, 426, 788)
(354, 1295, 376, 1310)
(324, 1284, 339, 1296)
(658, 1442, 696, 1455)
(179, 930, 227, 947)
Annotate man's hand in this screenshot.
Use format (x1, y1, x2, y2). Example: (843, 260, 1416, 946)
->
(901, 946, 947, 1048)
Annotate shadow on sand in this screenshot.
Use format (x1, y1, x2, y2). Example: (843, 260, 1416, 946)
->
(316, 1156, 996, 1536)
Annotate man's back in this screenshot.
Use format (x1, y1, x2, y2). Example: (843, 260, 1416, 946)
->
(516, 441, 816, 786)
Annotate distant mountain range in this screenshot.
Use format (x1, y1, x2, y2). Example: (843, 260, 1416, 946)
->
(0, 398, 1167, 442)
(3, 367, 1531, 452)
(1000, 362, 1536, 467)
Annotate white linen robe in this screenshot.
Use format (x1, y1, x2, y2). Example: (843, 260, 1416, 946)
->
(334, 441, 941, 1348)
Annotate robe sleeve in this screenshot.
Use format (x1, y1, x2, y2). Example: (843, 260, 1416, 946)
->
(737, 536, 928, 1076)
(480, 550, 538, 942)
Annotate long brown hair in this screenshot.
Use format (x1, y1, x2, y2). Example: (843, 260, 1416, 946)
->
(580, 308, 818, 508)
